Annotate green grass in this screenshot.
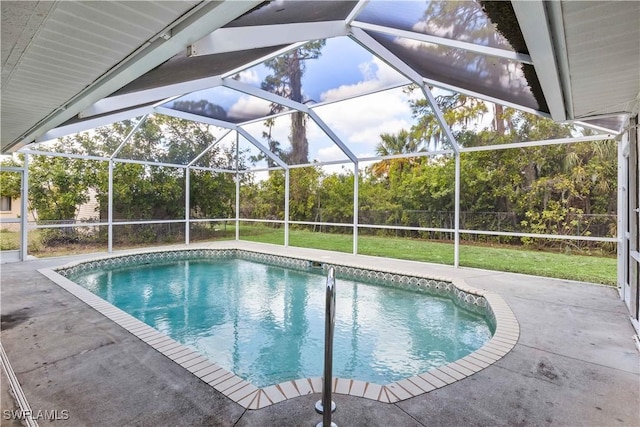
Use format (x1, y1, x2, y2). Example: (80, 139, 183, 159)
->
(238, 225, 616, 286)
(1, 224, 616, 285)
(0, 229, 20, 250)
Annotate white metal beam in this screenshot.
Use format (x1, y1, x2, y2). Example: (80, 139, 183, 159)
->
(353, 162, 359, 255)
(111, 115, 148, 159)
(35, 106, 154, 142)
(573, 120, 623, 135)
(236, 127, 288, 170)
(185, 168, 190, 245)
(511, 0, 567, 121)
(284, 169, 290, 246)
(221, 42, 307, 80)
(454, 153, 460, 267)
(351, 21, 534, 64)
(79, 77, 223, 119)
(114, 157, 187, 169)
(546, 0, 574, 120)
(188, 21, 348, 56)
(235, 133, 240, 241)
(307, 110, 358, 163)
(345, 0, 370, 24)
(223, 79, 309, 112)
(154, 106, 236, 129)
(350, 28, 424, 84)
(20, 156, 28, 261)
(11, 0, 262, 151)
(459, 133, 614, 153)
(358, 149, 454, 163)
(224, 79, 358, 163)
(308, 81, 409, 109)
(419, 84, 460, 154)
(188, 129, 232, 167)
(350, 29, 459, 153)
(108, 161, 113, 252)
(19, 149, 109, 162)
(422, 76, 551, 119)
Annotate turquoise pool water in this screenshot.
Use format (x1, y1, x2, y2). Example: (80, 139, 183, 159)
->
(70, 258, 492, 388)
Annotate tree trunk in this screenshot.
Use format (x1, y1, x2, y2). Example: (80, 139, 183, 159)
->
(494, 104, 506, 134)
(289, 51, 309, 164)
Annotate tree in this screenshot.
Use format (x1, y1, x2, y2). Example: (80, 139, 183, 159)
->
(28, 148, 97, 222)
(371, 130, 422, 177)
(0, 157, 22, 200)
(262, 41, 326, 165)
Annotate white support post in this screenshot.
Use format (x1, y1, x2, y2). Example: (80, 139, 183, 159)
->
(285, 169, 290, 247)
(235, 132, 240, 241)
(617, 134, 629, 300)
(108, 161, 114, 252)
(353, 161, 359, 255)
(454, 152, 461, 267)
(20, 154, 29, 261)
(185, 167, 190, 245)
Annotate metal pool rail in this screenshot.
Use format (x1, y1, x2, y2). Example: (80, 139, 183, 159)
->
(315, 267, 337, 427)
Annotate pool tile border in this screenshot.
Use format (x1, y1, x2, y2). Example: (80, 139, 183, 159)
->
(40, 246, 519, 409)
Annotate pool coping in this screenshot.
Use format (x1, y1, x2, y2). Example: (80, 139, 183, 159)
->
(39, 246, 519, 409)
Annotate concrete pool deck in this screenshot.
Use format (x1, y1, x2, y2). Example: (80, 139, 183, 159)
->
(1, 241, 638, 426)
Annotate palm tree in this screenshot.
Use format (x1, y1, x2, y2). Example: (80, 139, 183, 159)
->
(371, 130, 422, 177)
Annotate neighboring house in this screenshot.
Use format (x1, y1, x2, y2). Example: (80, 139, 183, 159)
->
(0, 195, 35, 232)
(75, 188, 101, 222)
(0, 189, 99, 232)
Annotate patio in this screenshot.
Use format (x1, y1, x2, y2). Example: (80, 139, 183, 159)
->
(1, 241, 638, 426)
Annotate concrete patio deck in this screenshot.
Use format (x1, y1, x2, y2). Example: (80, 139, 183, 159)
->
(1, 241, 638, 426)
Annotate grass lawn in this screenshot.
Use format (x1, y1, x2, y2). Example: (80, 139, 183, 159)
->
(1, 225, 616, 286)
(0, 229, 22, 251)
(239, 225, 616, 286)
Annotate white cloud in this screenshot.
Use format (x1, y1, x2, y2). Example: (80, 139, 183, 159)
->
(311, 87, 414, 157)
(349, 118, 411, 146)
(317, 145, 348, 162)
(237, 69, 260, 85)
(228, 95, 271, 121)
(319, 57, 407, 103)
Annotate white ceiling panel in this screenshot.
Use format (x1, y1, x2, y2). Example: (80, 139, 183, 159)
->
(1, 0, 201, 149)
(561, 1, 640, 118)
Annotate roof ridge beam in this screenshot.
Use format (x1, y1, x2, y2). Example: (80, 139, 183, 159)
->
(188, 21, 348, 57)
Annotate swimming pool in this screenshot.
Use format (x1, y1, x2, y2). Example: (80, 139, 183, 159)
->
(64, 256, 493, 388)
(45, 246, 519, 409)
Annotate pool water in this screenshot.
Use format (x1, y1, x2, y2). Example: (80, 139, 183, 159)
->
(70, 258, 493, 388)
